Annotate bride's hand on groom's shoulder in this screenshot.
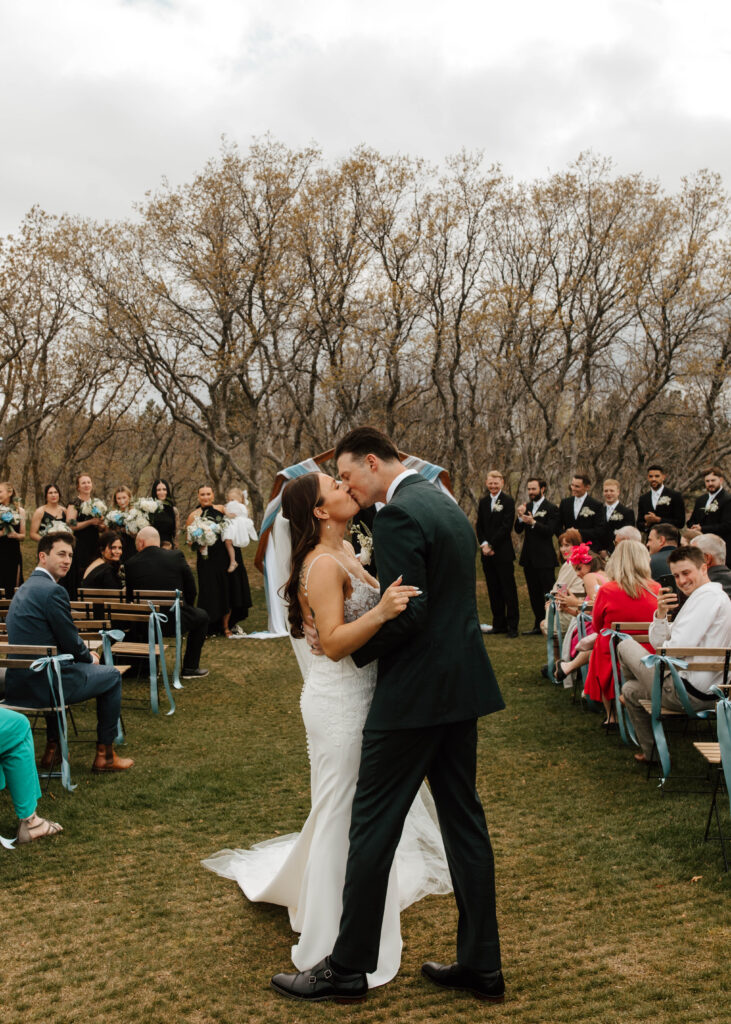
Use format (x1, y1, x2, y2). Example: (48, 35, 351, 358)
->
(376, 576, 421, 624)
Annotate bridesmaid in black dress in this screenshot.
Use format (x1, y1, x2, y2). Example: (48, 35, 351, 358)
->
(29, 484, 70, 541)
(149, 478, 179, 549)
(110, 486, 137, 563)
(0, 481, 25, 598)
(186, 485, 252, 636)
(66, 473, 104, 597)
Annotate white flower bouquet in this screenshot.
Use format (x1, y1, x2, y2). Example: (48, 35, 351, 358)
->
(124, 507, 152, 535)
(80, 498, 108, 518)
(0, 504, 20, 535)
(135, 497, 163, 515)
(40, 519, 73, 537)
(351, 521, 374, 566)
(104, 509, 127, 530)
(187, 515, 221, 557)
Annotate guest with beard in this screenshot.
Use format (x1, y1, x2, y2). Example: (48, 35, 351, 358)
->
(558, 474, 604, 547)
(600, 479, 635, 552)
(515, 477, 559, 635)
(637, 465, 685, 534)
(149, 479, 179, 549)
(475, 471, 519, 637)
(685, 467, 731, 561)
(0, 481, 25, 598)
(646, 522, 680, 581)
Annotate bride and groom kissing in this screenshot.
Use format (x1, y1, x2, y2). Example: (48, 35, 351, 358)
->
(203, 426, 506, 1003)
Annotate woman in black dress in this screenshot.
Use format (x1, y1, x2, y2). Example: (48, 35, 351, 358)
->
(29, 484, 70, 541)
(66, 473, 104, 577)
(149, 478, 179, 549)
(109, 486, 137, 563)
(186, 484, 252, 637)
(0, 481, 25, 598)
(82, 531, 124, 589)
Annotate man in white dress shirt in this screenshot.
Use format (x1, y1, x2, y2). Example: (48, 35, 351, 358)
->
(617, 545, 731, 763)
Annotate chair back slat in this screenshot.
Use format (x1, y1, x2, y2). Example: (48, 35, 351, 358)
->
(132, 590, 178, 601)
(78, 588, 125, 601)
(0, 643, 58, 669)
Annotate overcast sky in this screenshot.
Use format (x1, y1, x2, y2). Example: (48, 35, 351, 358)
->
(1, 0, 730, 235)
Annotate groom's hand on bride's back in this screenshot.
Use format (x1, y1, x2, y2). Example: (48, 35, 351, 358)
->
(303, 619, 325, 656)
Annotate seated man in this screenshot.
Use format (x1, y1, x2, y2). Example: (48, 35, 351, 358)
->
(690, 533, 731, 599)
(124, 526, 209, 679)
(617, 546, 731, 764)
(5, 533, 133, 773)
(646, 522, 680, 581)
(613, 525, 641, 544)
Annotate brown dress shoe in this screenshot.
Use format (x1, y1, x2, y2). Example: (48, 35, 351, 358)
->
(39, 741, 62, 770)
(92, 744, 135, 773)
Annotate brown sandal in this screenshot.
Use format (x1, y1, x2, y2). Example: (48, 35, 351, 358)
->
(17, 814, 64, 844)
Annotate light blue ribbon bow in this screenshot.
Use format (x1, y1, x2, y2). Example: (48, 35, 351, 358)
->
(30, 653, 76, 791)
(147, 603, 175, 715)
(545, 594, 563, 681)
(710, 686, 731, 801)
(600, 629, 640, 747)
(639, 652, 712, 782)
(98, 627, 126, 744)
(171, 591, 182, 690)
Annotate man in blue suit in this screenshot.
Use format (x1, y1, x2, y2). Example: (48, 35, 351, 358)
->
(5, 533, 133, 773)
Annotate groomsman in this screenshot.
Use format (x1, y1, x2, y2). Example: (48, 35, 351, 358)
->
(515, 477, 559, 635)
(601, 478, 635, 551)
(558, 474, 604, 547)
(686, 467, 731, 561)
(637, 465, 685, 533)
(475, 471, 519, 637)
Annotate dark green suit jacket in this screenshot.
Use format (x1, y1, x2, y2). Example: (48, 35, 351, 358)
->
(352, 475, 504, 730)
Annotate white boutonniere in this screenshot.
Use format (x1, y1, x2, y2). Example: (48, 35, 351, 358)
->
(579, 507, 595, 518)
(609, 511, 624, 522)
(493, 502, 504, 512)
(705, 501, 719, 514)
(534, 509, 547, 518)
(657, 495, 671, 506)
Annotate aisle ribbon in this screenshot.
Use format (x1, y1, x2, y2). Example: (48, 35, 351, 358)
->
(30, 653, 76, 791)
(545, 594, 563, 681)
(99, 627, 126, 744)
(600, 629, 639, 747)
(639, 652, 705, 782)
(575, 605, 593, 692)
(147, 604, 175, 716)
(710, 686, 731, 801)
(171, 591, 183, 690)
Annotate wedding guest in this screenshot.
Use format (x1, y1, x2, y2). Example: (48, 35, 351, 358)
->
(5, 533, 133, 773)
(613, 525, 642, 544)
(515, 477, 559, 635)
(149, 479, 179, 549)
(685, 467, 731, 560)
(646, 522, 680, 581)
(82, 531, 124, 589)
(553, 545, 607, 617)
(475, 470, 519, 637)
(618, 546, 731, 764)
(186, 485, 252, 637)
(637, 465, 685, 534)
(29, 484, 69, 541)
(0, 481, 25, 598)
(109, 486, 137, 562)
(125, 526, 209, 678)
(222, 487, 258, 573)
(558, 474, 604, 546)
(0, 706, 63, 844)
(601, 479, 635, 551)
(66, 473, 104, 580)
(690, 533, 731, 599)
(541, 529, 585, 638)
(557, 541, 661, 722)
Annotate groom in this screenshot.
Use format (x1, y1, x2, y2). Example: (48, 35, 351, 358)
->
(271, 427, 506, 1003)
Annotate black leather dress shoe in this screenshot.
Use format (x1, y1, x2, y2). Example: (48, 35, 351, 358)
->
(422, 961, 505, 1002)
(271, 957, 368, 1003)
(507, 630, 519, 638)
(181, 667, 209, 679)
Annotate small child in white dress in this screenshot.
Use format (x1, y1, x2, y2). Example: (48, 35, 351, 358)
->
(222, 487, 258, 572)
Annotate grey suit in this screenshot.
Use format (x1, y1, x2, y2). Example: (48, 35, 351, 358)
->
(5, 569, 122, 744)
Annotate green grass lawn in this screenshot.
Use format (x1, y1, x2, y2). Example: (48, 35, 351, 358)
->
(1, 555, 729, 1023)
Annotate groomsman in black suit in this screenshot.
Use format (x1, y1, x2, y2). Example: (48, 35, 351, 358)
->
(637, 465, 685, 534)
(515, 477, 559, 634)
(685, 467, 731, 562)
(475, 471, 519, 637)
(601, 478, 635, 551)
(558, 474, 605, 547)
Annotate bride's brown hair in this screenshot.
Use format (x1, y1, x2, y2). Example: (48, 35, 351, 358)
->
(281, 473, 324, 638)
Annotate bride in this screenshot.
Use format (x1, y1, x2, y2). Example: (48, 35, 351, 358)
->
(202, 472, 452, 987)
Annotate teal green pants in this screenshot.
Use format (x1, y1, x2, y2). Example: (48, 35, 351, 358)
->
(0, 707, 41, 819)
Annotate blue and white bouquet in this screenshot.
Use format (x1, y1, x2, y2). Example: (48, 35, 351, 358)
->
(39, 519, 73, 537)
(104, 509, 128, 530)
(135, 497, 163, 516)
(187, 515, 221, 558)
(79, 498, 108, 518)
(0, 504, 21, 536)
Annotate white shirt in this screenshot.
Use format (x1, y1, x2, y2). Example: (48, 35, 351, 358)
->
(385, 468, 418, 504)
(490, 490, 502, 511)
(35, 567, 56, 582)
(573, 494, 587, 519)
(650, 485, 664, 510)
(605, 501, 618, 520)
(531, 496, 544, 514)
(705, 488, 722, 509)
(649, 580, 731, 693)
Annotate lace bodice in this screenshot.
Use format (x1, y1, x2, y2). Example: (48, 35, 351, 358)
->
(302, 553, 379, 622)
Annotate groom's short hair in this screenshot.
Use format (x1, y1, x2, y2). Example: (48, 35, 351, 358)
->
(335, 427, 400, 463)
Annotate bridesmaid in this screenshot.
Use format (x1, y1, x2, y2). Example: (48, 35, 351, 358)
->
(186, 484, 251, 637)
(0, 481, 25, 598)
(110, 486, 137, 562)
(66, 472, 104, 596)
(149, 478, 179, 549)
(29, 484, 69, 541)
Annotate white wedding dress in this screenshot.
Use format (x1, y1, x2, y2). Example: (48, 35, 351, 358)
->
(202, 558, 452, 987)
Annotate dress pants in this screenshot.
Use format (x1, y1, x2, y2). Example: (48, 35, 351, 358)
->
(618, 637, 716, 759)
(161, 604, 209, 670)
(481, 556, 519, 632)
(523, 565, 556, 628)
(332, 719, 501, 974)
(0, 707, 41, 818)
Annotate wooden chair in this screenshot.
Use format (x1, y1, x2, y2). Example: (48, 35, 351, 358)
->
(77, 588, 125, 602)
(131, 590, 183, 688)
(102, 602, 174, 715)
(605, 622, 652, 744)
